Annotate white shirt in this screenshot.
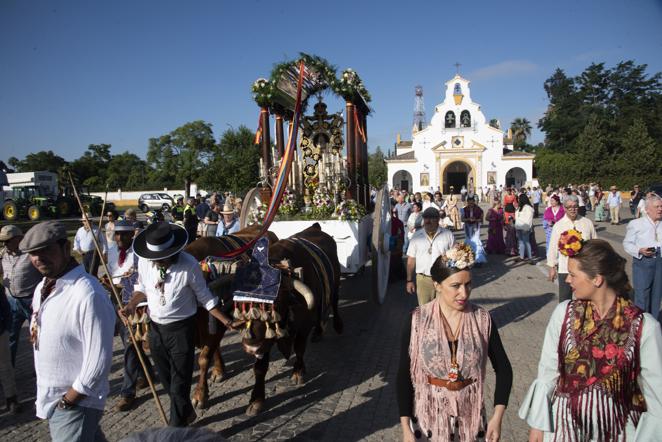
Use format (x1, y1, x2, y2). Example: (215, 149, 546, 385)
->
(407, 227, 455, 276)
(134, 252, 217, 325)
(623, 215, 662, 259)
(73, 226, 107, 254)
(547, 215, 598, 273)
(31, 265, 115, 419)
(515, 205, 535, 231)
(607, 192, 622, 207)
(107, 246, 137, 285)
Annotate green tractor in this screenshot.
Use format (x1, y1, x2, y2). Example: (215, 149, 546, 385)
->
(2, 186, 58, 221)
(56, 186, 115, 218)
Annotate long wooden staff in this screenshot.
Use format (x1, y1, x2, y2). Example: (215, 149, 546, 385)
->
(97, 183, 109, 232)
(67, 172, 169, 425)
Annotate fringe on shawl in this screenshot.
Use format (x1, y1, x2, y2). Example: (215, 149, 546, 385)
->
(553, 303, 645, 442)
(409, 304, 490, 441)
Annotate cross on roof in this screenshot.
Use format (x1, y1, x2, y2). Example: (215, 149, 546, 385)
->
(454, 62, 461, 74)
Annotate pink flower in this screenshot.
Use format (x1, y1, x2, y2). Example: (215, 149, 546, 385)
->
(604, 344, 619, 359)
(601, 364, 614, 375)
(592, 347, 605, 359)
(587, 376, 598, 386)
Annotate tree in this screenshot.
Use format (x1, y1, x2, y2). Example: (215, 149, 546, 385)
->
(573, 115, 608, 181)
(612, 118, 662, 187)
(510, 118, 532, 148)
(7, 150, 68, 173)
(106, 152, 151, 190)
(367, 146, 387, 187)
(199, 125, 260, 195)
(70, 144, 112, 190)
(147, 121, 216, 196)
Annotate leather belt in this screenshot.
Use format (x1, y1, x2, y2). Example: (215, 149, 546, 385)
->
(427, 375, 476, 391)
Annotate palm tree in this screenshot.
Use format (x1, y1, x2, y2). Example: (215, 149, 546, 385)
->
(510, 118, 532, 148)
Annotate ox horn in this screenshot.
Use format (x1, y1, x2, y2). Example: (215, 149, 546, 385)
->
(208, 274, 234, 291)
(292, 279, 315, 311)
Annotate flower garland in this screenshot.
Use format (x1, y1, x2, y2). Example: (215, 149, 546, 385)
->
(332, 68, 372, 103)
(252, 78, 273, 109)
(333, 198, 365, 221)
(558, 229, 584, 257)
(442, 243, 475, 270)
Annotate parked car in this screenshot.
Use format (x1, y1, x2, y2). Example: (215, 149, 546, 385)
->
(138, 193, 174, 212)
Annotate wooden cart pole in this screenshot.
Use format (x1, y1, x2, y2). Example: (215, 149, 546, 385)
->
(260, 108, 272, 176)
(345, 102, 357, 199)
(275, 114, 285, 158)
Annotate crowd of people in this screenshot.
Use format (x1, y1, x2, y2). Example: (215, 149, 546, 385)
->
(0, 181, 660, 441)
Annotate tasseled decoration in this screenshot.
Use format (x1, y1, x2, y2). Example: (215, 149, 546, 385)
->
(128, 313, 136, 325)
(275, 321, 288, 338)
(259, 303, 270, 321)
(241, 302, 247, 321)
(241, 320, 253, 339)
(233, 302, 242, 320)
(142, 322, 149, 341)
(134, 325, 142, 341)
(265, 321, 276, 339)
(248, 302, 260, 320)
(271, 305, 281, 322)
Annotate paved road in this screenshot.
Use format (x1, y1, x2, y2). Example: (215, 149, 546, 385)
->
(0, 207, 636, 441)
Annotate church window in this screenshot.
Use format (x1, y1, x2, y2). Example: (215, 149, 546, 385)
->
(454, 83, 462, 95)
(445, 111, 456, 128)
(460, 110, 471, 128)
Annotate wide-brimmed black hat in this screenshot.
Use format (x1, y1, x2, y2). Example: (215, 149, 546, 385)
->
(133, 222, 188, 260)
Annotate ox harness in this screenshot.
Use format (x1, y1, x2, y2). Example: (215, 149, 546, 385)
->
(285, 236, 336, 327)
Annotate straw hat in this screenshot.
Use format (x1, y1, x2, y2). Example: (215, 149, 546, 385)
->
(220, 203, 235, 215)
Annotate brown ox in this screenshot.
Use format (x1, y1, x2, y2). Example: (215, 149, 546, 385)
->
(240, 223, 343, 416)
(185, 225, 278, 409)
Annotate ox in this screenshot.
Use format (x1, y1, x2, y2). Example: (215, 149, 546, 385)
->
(238, 223, 343, 416)
(185, 225, 278, 409)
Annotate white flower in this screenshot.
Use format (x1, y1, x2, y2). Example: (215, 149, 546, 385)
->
(455, 260, 467, 270)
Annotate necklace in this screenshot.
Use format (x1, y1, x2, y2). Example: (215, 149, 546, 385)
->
(156, 266, 168, 306)
(440, 308, 464, 382)
(426, 230, 440, 254)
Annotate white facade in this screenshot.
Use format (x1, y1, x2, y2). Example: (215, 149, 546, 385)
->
(386, 74, 534, 194)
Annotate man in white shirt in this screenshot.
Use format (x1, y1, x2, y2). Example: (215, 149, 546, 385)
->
(20, 221, 115, 442)
(73, 214, 107, 276)
(547, 195, 598, 302)
(532, 186, 542, 218)
(606, 186, 623, 225)
(406, 207, 455, 305)
(121, 222, 236, 426)
(623, 194, 662, 321)
(106, 220, 154, 412)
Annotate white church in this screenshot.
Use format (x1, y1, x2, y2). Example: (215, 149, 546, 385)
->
(386, 74, 535, 194)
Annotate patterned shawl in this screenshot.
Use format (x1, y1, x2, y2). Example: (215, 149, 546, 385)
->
(554, 298, 646, 441)
(409, 301, 491, 440)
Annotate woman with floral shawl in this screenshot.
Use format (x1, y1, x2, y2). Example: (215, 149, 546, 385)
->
(398, 244, 512, 441)
(520, 236, 662, 441)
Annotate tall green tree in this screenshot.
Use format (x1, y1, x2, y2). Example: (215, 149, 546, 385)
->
(612, 118, 661, 187)
(147, 120, 216, 196)
(368, 146, 387, 187)
(7, 150, 68, 173)
(573, 115, 608, 181)
(106, 152, 151, 190)
(199, 125, 260, 195)
(70, 144, 112, 190)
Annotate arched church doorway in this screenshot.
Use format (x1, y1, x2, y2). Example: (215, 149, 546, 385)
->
(505, 167, 527, 189)
(393, 170, 413, 193)
(443, 161, 472, 194)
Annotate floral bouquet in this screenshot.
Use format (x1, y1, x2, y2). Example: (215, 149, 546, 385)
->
(442, 243, 475, 270)
(332, 68, 372, 102)
(558, 229, 584, 257)
(278, 188, 302, 217)
(311, 187, 335, 218)
(333, 198, 366, 221)
(247, 202, 268, 226)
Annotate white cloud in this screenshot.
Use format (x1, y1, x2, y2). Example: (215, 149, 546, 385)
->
(469, 60, 539, 80)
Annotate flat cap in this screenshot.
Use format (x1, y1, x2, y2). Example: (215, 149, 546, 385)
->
(0, 225, 23, 242)
(422, 207, 441, 219)
(19, 221, 67, 253)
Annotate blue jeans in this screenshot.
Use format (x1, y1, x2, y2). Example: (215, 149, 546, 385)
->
(119, 322, 153, 398)
(48, 405, 106, 442)
(516, 229, 532, 259)
(7, 295, 32, 367)
(633, 255, 662, 322)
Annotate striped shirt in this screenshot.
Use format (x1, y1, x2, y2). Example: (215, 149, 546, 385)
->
(1, 249, 42, 299)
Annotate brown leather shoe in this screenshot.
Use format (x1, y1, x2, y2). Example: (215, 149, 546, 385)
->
(136, 377, 148, 390)
(114, 396, 136, 412)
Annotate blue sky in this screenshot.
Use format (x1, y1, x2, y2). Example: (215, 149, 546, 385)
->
(1, 0, 661, 162)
